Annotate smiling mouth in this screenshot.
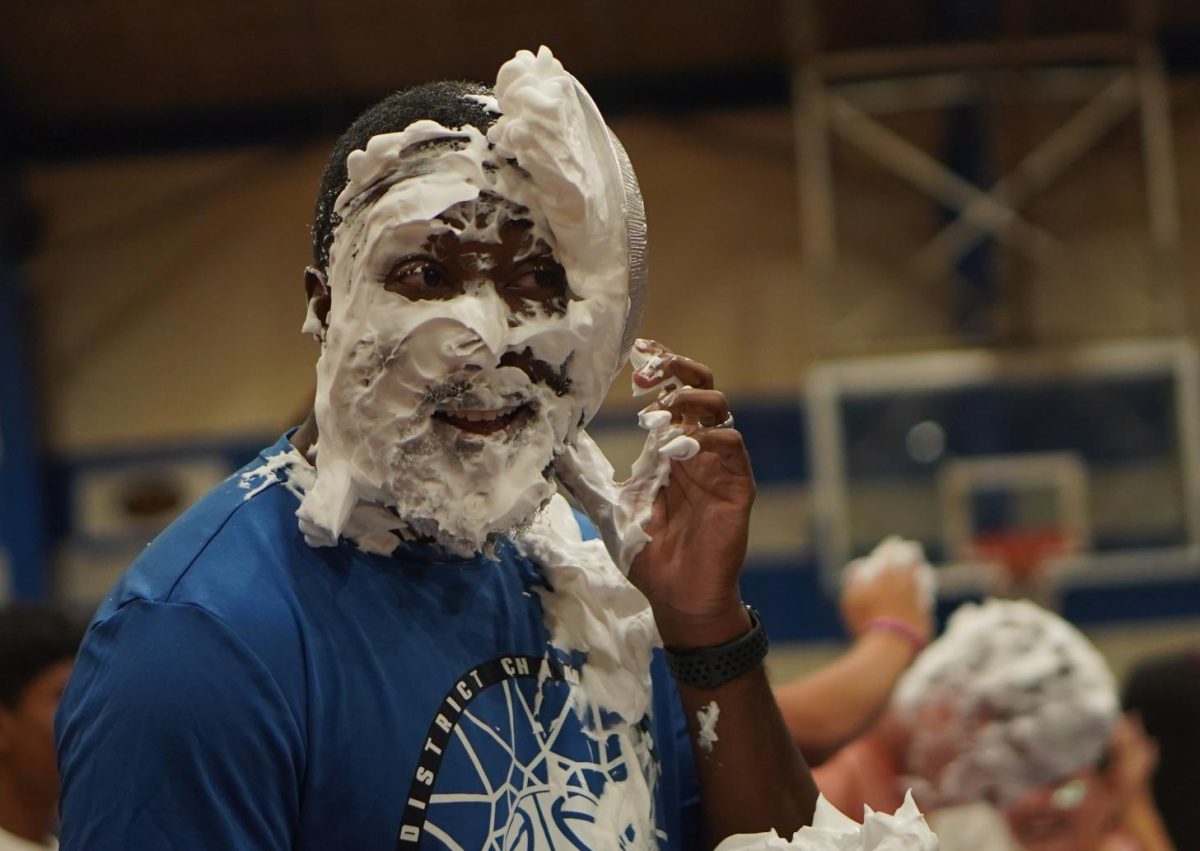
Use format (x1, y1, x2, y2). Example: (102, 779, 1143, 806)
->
(433, 403, 533, 436)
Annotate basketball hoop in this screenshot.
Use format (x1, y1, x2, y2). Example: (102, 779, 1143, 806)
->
(967, 527, 1078, 590)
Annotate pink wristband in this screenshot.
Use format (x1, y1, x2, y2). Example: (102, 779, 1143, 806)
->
(866, 617, 930, 653)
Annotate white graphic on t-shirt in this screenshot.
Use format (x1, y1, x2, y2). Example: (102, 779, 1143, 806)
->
(397, 656, 662, 851)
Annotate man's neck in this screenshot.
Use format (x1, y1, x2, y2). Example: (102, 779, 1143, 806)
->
(290, 411, 318, 457)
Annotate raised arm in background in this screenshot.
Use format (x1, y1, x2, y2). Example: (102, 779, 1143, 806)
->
(773, 538, 934, 765)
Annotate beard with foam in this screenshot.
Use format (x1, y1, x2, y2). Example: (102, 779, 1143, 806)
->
(320, 350, 573, 556)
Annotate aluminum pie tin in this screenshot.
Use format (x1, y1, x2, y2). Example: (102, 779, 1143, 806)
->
(569, 76, 648, 368)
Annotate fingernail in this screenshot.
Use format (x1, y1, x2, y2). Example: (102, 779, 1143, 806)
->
(638, 409, 672, 430)
(659, 435, 700, 460)
(634, 356, 664, 380)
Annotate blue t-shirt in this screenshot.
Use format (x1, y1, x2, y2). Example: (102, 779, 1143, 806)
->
(56, 435, 701, 850)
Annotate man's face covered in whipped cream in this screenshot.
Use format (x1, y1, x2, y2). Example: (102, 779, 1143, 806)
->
(299, 55, 633, 557)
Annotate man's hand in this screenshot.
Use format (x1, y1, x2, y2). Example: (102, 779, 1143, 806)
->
(623, 341, 818, 847)
(626, 340, 754, 648)
(839, 537, 935, 647)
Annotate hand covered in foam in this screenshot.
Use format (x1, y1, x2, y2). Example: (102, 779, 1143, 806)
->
(840, 536, 936, 644)
(554, 339, 703, 574)
(555, 340, 755, 647)
(627, 341, 755, 645)
(714, 792, 939, 851)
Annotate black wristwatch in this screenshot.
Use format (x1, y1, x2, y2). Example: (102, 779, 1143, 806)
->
(663, 605, 768, 689)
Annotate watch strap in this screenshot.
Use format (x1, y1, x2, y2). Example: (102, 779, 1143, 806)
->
(663, 605, 768, 689)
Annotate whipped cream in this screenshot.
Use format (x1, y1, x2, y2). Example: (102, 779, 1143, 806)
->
(714, 792, 939, 851)
(893, 598, 1118, 808)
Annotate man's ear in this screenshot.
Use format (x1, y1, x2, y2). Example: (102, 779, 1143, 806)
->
(303, 266, 331, 338)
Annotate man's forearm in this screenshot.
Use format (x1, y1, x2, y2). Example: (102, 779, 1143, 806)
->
(677, 664, 819, 846)
(659, 603, 818, 846)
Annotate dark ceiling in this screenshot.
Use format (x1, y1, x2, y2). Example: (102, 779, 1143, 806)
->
(3, 0, 1199, 159)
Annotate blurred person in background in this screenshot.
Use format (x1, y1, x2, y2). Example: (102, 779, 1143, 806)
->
(810, 597, 1172, 850)
(1121, 648, 1200, 850)
(774, 537, 935, 766)
(997, 714, 1171, 851)
(0, 605, 82, 851)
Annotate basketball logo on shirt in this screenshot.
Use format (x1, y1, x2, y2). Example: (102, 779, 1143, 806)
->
(395, 654, 661, 850)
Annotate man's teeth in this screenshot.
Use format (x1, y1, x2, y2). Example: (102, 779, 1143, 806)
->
(447, 405, 522, 422)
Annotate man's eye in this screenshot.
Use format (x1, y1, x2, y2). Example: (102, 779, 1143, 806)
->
(385, 259, 453, 297)
(507, 260, 567, 300)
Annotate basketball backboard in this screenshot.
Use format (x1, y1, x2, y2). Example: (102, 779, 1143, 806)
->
(807, 340, 1200, 599)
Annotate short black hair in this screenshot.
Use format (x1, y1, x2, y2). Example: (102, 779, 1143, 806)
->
(0, 604, 84, 707)
(312, 80, 498, 273)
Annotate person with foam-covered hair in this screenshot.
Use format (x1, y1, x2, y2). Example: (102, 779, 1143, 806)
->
(55, 47, 823, 850)
(893, 598, 1117, 808)
(814, 598, 1155, 850)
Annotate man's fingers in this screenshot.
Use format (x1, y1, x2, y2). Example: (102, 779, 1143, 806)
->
(686, 427, 752, 466)
(652, 388, 730, 427)
(632, 339, 715, 391)
(662, 354, 715, 391)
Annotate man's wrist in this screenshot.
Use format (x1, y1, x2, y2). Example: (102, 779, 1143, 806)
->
(653, 602, 752, 649)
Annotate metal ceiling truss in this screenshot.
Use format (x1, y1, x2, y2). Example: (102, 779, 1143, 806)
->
(786, 0, 1184, 341)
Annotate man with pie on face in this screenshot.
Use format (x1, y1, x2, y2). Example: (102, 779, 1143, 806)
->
(55, 48, 818, 850)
